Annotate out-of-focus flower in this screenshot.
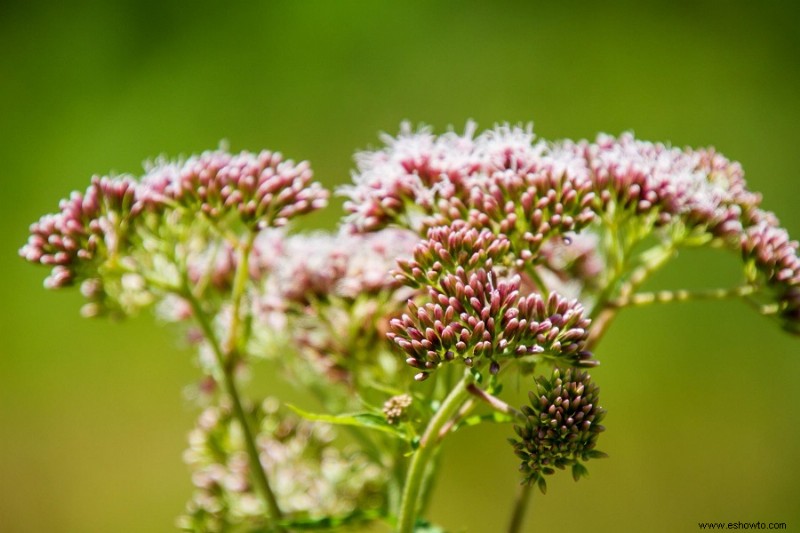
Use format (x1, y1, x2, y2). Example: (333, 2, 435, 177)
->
(741, 212, 800, 334)
(249, 228, 418, 384)
(510, 367, 606, 492)
(178, 398, 386, 532)
(264, 228, 418, 306)
(382, 394, 413, 425)
(536, 233, 605, 298)
(20, 176, 139, 289)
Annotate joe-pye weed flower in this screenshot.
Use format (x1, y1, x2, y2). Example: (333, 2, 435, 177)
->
(21, 122, 799, 532)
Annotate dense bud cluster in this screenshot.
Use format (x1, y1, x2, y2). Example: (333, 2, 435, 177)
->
(382, 394, 413, 425)
(20, 148, 329, 314)
(394, 222, 512, 288)
(142, 149, 329, 228)
(179, 399, 385, 532)
(510, 367, 606, 492)
(741, 213, 800, 333)
(20, 176, 139, 289)
(388, 267, 594, 380)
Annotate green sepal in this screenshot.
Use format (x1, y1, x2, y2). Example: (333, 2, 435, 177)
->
(584, 449, 609, 460)
(572, 461, 589, 481)
(536, 476, 548, 494)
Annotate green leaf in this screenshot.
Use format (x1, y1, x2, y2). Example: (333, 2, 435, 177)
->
(286, 404, 409, 440)
(279, 509, 384, 530)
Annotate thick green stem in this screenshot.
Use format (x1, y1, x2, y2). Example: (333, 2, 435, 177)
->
(507, 482, 533, 533)
(397, 371, 474, 533)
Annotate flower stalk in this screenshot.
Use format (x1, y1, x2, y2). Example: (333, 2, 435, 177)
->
(397, 371, 474, 533)
(183, 282, 284, 529)
(609, 284, 757, 308)
(507, 482, 533, 533)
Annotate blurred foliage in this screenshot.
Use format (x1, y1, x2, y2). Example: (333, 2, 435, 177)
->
(1, 1, 798, 532)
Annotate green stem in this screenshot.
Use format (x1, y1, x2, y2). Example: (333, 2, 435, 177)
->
(507, 482, 533, 533)
(397, 371, 474, 533)
(183, 234, 284, 529)
(226, 232, 256, 353)
(609, 285, 756, 308)
(466, 383, 526, 422)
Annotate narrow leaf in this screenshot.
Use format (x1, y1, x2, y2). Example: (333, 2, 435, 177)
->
(286, 404, 408, 439)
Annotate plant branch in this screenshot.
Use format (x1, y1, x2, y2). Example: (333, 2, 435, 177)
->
(507, 482, 533, 533)
(586, 242, 678, 350)
(397, 371, 474, 533)
(466, 383, 526, 422)
(609, 285, 757, 308)
(183, 241, 284, 529)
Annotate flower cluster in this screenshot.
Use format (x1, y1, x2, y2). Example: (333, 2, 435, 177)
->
(20, 124, 800, 533)
(20, 148, 329, 319)
(741, 212, 800, 334)
(142, 149, 329, 229)
(382, 394, 413, 425)
(179, 399, 386, 532)
(388, 267, 594, 380)
(572, 133, 760, 234)
(342, 124, 766, 258)
(248, 228, 418, 385)
(19, 176, 140, 289)
(340, 123, 597, 262)
(510, 367, 606, 492)
(263, 228, 418, 306)
(393, 222, 512, 289)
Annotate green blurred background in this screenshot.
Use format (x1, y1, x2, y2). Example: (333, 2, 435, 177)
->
(2, 1, 799, 531)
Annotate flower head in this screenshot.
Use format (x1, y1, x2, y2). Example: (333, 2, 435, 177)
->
(741, 213, 800, 334)
(340, 123, 597, 262)
(142, 149, 328, 229)
(179, 398, 386, 532)
(394, 221, 512, 288)
(388, 267, 595, 380)
(382, 394, 413, 425)
(20, 176, 139, 289)
(510, 367, 606, 492)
